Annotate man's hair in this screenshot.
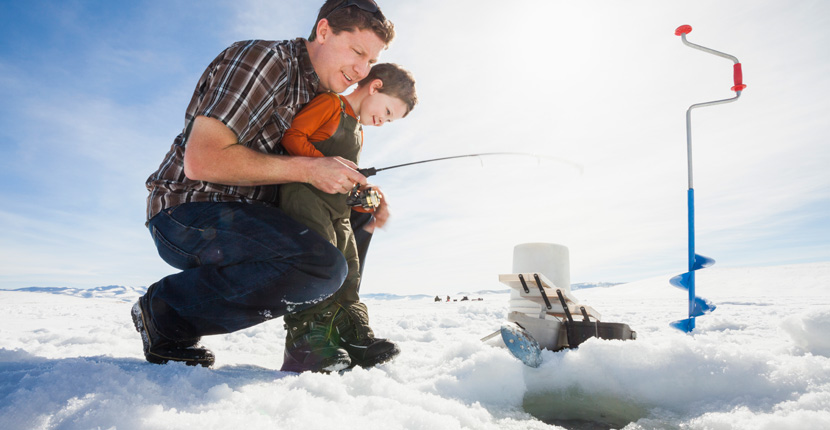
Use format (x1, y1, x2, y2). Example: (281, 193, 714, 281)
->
(358, 63, 417, 117)
(309, 0, 395, 47)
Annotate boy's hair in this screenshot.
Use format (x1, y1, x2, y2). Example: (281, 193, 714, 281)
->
(358, 63, 417, 117)
(309, 0, 395, 47)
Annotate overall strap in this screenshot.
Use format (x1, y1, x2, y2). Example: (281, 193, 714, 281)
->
(333, 93, 347, 114)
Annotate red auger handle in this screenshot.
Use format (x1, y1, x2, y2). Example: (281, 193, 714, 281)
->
(676, 24, 746, 92)
(675, 25, 692, 36)
(732, 63, 746, 91)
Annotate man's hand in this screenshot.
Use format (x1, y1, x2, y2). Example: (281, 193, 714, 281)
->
(305, 156, 367, 194)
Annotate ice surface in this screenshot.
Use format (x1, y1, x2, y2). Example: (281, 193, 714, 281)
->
(1, 262, 829, 430)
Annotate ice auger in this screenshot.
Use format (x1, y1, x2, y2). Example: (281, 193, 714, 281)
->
(670, 25, 746, 332)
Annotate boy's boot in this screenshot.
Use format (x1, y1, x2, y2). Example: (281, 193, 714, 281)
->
(131, 297, 215, 367)
(280, 312, 352, 373)
(332, 304, 400, 368)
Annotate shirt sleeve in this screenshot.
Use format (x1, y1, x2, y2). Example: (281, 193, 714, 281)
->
(192, 41, 288, 144)
(282, 93, 342, 157)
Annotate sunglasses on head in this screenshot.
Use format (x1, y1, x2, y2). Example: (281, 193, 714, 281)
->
(325, 0, 381, 19)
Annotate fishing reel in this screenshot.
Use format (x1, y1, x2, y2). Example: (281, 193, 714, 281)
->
(346, 183, 381, 210)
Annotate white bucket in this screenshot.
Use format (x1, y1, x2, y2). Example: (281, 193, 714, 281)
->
(511, 242, 571, 292)
(509, 243, 571, 317)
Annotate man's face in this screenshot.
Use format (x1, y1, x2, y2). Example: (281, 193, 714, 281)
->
(314, 20, 386, 93)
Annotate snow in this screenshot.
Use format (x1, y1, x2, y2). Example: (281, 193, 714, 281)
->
(1, 262, 829, 430)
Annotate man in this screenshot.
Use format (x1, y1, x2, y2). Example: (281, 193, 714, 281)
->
(133, 0, 396, 373)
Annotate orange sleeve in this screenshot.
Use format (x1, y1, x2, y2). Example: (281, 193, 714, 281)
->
(282, 93, 342, 157)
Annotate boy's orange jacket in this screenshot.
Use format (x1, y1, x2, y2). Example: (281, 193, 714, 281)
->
(282, 92, 372, 213)
(282, 92, 362, 157)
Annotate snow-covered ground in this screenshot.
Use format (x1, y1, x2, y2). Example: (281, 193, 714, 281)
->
(1, 262, 829, 430)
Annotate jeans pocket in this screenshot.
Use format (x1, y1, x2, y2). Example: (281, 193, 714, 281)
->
(152, 225, 201, 270)
(165, 202, 221, 230)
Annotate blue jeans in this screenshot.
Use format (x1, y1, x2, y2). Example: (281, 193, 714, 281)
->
(144, 202, 349, 340)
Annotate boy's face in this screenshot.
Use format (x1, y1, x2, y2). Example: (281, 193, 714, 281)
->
(357, 82, 408, 127)
(313, 19, 386, 93)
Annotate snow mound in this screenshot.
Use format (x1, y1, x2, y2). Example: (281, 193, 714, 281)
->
(782, 309, 830, 357)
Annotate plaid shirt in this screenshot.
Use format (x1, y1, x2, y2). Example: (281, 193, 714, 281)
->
(145, 38, 320, 223)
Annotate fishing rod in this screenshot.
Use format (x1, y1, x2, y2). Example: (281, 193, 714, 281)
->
(346, 152, 582, 210)
(357, 152, 583, 178)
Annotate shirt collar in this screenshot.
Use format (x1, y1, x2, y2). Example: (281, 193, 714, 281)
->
(294, 38, 320, 94)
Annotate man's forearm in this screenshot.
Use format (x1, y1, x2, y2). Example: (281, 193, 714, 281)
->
(183, 116, 366, 193)
(186, 143, 311, 186)
(182, 116, 310, 186)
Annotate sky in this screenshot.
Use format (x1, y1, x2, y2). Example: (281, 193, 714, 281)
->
(1, 0, 828, 295)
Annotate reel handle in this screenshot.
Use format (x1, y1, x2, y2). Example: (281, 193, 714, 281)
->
(345, 183, 382, 210)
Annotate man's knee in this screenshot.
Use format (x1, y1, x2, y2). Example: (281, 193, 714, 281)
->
(276, 236, 347, 296)
(318, 243, 349, 294)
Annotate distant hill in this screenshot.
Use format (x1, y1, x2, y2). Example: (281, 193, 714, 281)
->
(362, 293, 435, 301)
(13, 285, 147, 302)
(454, 282, 622, 296)
(12, 282, 621, 303)
(571, 281, 622, 290)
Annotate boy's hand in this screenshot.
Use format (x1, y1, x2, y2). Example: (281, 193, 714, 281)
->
(307, 156, 367, 194)
(363, 186, 390, 232)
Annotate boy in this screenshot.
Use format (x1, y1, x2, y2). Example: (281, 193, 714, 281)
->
(279, 63, 417, 372)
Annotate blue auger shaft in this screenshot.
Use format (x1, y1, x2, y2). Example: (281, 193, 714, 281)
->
(687, 188, 696, 330)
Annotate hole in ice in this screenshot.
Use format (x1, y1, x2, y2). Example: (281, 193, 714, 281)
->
(523, 387, 649, 430)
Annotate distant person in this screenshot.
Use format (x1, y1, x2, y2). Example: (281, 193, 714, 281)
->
(133, 0, 395, 373)
(279, 63, 417, 372)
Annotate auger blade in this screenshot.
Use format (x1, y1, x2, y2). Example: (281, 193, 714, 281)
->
(670, 318, 695, 332)
(670, 254, 716, 332)
(691, 296, 716, 317)
(670, 272, 691, 289)
(692, 254, 715, 271)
